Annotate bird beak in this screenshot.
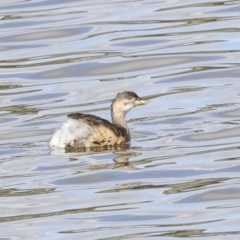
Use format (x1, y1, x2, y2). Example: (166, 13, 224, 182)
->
(134, 98, 147, 105)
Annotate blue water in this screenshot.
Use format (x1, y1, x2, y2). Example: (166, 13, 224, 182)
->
(0, 0, 240, 239)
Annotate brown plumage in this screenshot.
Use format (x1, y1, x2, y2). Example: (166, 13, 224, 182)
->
(50, 91, 145, 150)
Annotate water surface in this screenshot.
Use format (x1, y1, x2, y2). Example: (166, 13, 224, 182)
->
(0, 0, 240, 239)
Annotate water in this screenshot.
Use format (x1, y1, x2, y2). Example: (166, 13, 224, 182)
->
(0, 0, 240, 239)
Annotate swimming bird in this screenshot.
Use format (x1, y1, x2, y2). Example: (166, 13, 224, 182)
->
(50, 91, 146, 150)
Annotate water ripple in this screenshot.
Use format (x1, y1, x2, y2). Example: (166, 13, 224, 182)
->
(1, 0, 240, 239)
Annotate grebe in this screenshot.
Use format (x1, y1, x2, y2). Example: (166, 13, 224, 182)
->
(50, 91, 145, 150)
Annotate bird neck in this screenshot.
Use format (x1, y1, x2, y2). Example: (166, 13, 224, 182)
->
(111, 106, 129, 135)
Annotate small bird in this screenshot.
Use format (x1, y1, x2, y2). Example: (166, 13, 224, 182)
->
(50, 91, 146, 150)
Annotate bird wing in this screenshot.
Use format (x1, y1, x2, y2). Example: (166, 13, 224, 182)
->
(67, 113, 128, 147)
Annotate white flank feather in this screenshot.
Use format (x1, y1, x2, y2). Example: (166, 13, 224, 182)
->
(50, 118, 91, 148)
